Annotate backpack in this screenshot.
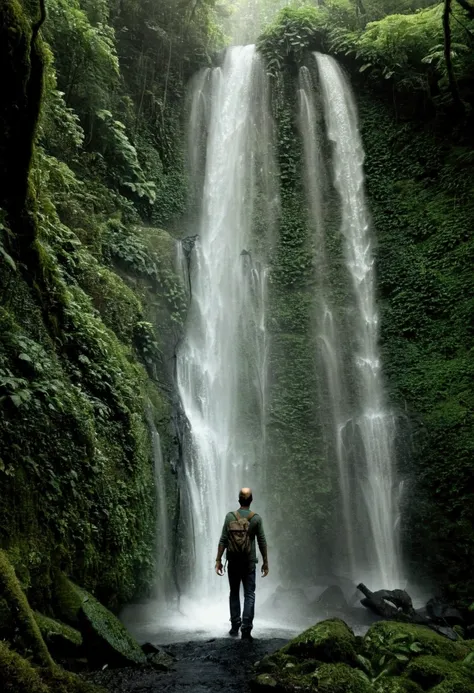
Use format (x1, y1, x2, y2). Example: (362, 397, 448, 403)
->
(227, 510, 255, 559)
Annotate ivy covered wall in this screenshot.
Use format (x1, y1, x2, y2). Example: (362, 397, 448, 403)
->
(0, 0, 194, 611)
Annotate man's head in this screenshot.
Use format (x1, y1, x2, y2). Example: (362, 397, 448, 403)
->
(239, 487, 253, 507)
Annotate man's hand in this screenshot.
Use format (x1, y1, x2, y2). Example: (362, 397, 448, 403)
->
(261, 562, 269, 578)
(215, 560, 224, 576)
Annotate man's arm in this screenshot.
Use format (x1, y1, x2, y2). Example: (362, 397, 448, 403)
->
(256, 516, 269, 576)
(215, 517, 228, 575)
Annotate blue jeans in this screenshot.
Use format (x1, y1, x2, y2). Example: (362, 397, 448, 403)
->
(228, 562, 256, 632)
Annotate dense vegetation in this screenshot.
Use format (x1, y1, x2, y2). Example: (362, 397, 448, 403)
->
(1, 0, 474, 689)
(0, 0, 225, 609)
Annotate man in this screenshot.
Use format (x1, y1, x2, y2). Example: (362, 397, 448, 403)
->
(215, 487, 268, 640)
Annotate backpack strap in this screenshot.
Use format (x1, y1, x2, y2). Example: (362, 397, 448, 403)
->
(248, 511, 255, 520)
(233, 510, 240, 520)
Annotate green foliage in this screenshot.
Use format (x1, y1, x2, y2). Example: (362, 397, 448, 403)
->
(257, 1, 474, 107)
(360, 97, 474, 602)
(95, 110, 156, 203)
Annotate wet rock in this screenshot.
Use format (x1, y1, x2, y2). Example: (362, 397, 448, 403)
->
(141, 641, 159, 655)
(427, 598, 465, 626)
(251, 673, 279, 691)
(79, 592, 146, 668)
(263, 585, 310, 614)
(148, 648, 175, 671)
(316, 585, 348, 612)
(52, 574, 146, 667)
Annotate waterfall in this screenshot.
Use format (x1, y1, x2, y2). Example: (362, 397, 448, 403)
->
(177, 45, 275, 599)
(146, 408, 171, 602)
(298, 65, 357, 579)
(311, 52, 402, 589)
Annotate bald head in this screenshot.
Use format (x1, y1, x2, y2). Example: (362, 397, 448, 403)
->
(239, 487, 253, 507)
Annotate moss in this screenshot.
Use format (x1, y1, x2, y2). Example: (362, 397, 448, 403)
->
(41, 666, 106, 693)
(365, 622, 471, 663)
(52, 573, 87, 625)
(79, 586, 146, 666)
(78, 259, 143, 345)
(34, 611, 82, 658)
(314, 662, 371, 693)
(283, 618, 357, 665)
(405, 655, 474, 692)
(0, 550, 52, 667)
(377, 678, 423, 693)
(0, 641, 49, 693)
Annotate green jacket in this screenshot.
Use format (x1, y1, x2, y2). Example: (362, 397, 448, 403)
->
(219, 508, 267, 563)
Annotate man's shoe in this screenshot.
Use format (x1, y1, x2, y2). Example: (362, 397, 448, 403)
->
(241, 629, 253, 640)
(229, 627, 240, 637)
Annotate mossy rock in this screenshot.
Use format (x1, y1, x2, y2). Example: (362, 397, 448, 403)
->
(0, 641, 49, 693)
(34, 612, 83, 658)
(0, 641, 103, 693)
(52, 574, 145, 666)
(364, 622, 471, 663)
(283, 618, 357, 665)
(0, 550, 52, 666)
(405, 655, 474, 692)
(250, 673, 280, 691)
(52, 572, 87, 625)
(314, 662, 371, 693)
(377, 677, 423, 693)
(79, 589, 146, 667)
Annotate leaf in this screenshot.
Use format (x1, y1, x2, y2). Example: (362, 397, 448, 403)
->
(395, 654, 409, 662)
(10, 394, 22, 407)
(18, 353, 32, 362)
(410, 642, 423, 653)
(360, 63, 372, 72)
(1, 246, 16, 270)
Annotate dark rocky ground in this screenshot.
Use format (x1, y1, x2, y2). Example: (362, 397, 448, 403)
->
(87, 637, 288, 693)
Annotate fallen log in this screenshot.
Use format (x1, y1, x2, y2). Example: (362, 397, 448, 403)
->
(357, 583, 459, 641)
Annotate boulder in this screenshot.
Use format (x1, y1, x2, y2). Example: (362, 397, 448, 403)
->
(147, 648, 175, 671)
(79, 591, 146, 667)
(283, 618, 358, 665)
(427, 598, 465, 626)
(34, 612, 82, 659)
(314, 662, 371, 692)
(250, 673, 279, 691)
(405, 654, 474, 693)
(316, 585, 348, 612)
(52, 574, 146, 667)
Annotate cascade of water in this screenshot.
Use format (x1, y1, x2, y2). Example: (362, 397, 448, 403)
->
(298, 66, 357, 579)
(313, 53, 402, 589)
(177, 46, 274, 599)
(146, 408, 171, 602)
(187, 68, 211, 218)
